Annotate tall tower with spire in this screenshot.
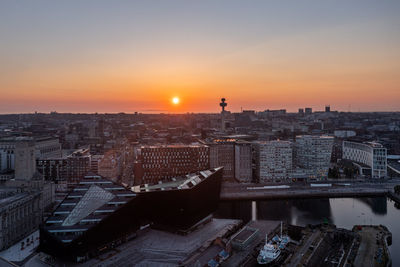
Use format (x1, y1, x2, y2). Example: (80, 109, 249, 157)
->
(220, 98, 228, 131)
(220, 98, 227, 112)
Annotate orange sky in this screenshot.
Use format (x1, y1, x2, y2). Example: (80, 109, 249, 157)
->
(0, 1, 399, 113)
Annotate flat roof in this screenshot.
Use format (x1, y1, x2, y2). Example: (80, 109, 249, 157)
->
(0, 191, 31, 209)
(233, 227, 258, 244)
(140, 144, 208, 149)
(296, 135, 334, 139)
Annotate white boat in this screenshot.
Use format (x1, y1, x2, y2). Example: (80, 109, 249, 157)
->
(257, 222, 290, 265)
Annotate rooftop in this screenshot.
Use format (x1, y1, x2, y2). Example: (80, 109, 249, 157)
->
(132, 167, 222, 193)
(232, 226, 259, 244)
(140, 144, 208, 149)
(0, 189, 30, 209)
(365, 141, 384, 148)
(43, 174, 136, 243)
(344, 140, 385, 149)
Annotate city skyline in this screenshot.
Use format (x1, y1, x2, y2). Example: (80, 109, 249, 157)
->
(1, 1, 400, 113)
(0, 2, 399, 265)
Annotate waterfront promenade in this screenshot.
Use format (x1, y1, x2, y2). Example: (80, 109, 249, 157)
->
(220, 179, 400, 201)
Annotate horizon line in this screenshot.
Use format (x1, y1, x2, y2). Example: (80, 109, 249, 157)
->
(1, 110, 400, 115)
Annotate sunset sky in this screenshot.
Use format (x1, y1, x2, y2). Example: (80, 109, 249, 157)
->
(1, 1, 399, 113)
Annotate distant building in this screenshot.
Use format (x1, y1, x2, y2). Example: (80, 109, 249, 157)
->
(0, 136, 61, 176)
(133, 161, 144, 185)
(305, 107, 312, 115)
(209, 139, 252, 182)
(0, 139, 52, 250)
(0, 137, 46, 182)
(98, 151, 122, 182)
(325, 105, 331, 112)
(37, 148, 91, 183)
(295, 135, 334, 178)
(333, 130, 356, 139)
(90, 154, 104, 174)
(342, 141, 387, 178)
(2, 138, 55, 212)
(0, 141, 14, 174)
(234, 142, 252, 183)
(259, 109, 286, 117)
(34, 137, 62, 159)
(66, 148, 91, 183)
(14, 138, 36, 180)
(136, 145, 210, 184)
(0, 189, 42, 250)
(36, 159, 67, 182)
(210, 140, 235, 180)
(255, 141, 292, 182)
(298, 108, 304, 115)
(331, 139, 343, 163)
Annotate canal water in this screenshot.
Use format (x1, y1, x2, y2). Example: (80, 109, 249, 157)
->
(216, 197, 400, 265)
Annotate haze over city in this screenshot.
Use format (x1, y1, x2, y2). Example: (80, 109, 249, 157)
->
(1, 0, 400, 113)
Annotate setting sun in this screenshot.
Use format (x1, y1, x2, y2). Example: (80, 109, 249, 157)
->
(172, 97, 180, 105)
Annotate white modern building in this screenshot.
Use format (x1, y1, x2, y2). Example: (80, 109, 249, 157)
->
(295, 135, 334, 178)
(342, 141, 387, 178)
(256, 140, 292, 182)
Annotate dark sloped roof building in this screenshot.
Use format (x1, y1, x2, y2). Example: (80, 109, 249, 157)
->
(40, 173, 139, 262)
(40, 167, 223, 262)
